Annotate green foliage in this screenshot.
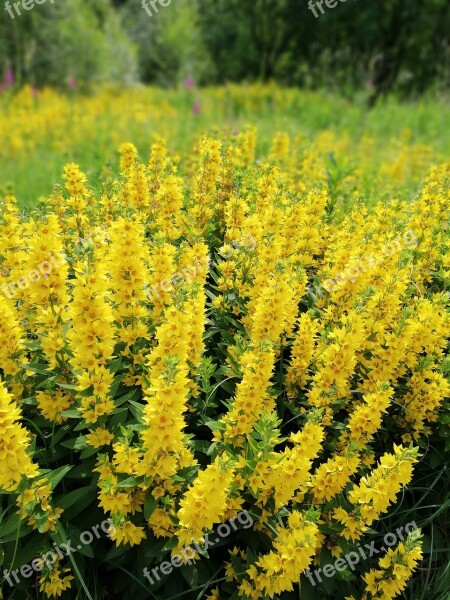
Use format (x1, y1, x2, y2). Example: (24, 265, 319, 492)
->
(197, 0, 450, 98)
(1, 0, 449, 97)
(0, 0, 137, 89)
(120, 0, 213, 86)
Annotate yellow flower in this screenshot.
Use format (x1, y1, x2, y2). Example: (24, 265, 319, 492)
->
(86, 427, 114, 448)
(110, 519, 146, 547)
(335, 446, 419, 540)
(361, 531, 423, 600)
(0, 381, 38, 491)
(39, 566, 74, 598)
(240, 512, 319, 598)
(36, 390, 73, 424)
(177, 458, 234, 543)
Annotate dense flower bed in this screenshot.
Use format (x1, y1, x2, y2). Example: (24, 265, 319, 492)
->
(0, 128, 449, 599)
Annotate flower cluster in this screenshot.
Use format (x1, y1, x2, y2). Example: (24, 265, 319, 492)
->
(0, 121, 448, 600)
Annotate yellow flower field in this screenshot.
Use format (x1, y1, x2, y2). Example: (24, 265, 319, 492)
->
(0, 87, 449, 600)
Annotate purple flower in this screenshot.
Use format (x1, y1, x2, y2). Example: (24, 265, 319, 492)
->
(68, 77, 77, 90)
(184, 77, 195, 90)
(5, 68, 14, 86)
(192, 101, 202, 116)
(31, 86, 38, 99)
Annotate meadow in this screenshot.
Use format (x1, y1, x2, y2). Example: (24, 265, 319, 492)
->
(1, 85, 450, 205)
(0, 85, 449, 600)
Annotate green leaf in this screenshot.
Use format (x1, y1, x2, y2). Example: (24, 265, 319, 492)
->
(115, 388, 141, 406)
(161, 536, 179, 552)
(60, 437, 88, 450)
(66, 460, 97, 481)
(110, 408, 129, 428)
(34, 510, 50, 533)
(0, 512, 30, 540)
(60, 409, 81, 419)
(203, 419, 224, 431)
(109, 374, 126, 398)
(108, 358, 123, 373)
(79, 446, 98, 460)
(56, 486, 97, 511)
(57, 382, 78, 390)
(144, 494, 158, 520)
(190, 440, 211, 454)
(117, 476, 140, 488)
(21, 363, 49, 375)
(46, 465, 73, 489)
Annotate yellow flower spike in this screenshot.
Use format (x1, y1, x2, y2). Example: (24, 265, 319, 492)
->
(361, 531, 423, 600)
(0, 381, 38, 491)
(177, 458, 234, 543)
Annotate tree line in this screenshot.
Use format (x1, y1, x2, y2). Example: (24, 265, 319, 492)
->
(1, 0, 448, 100)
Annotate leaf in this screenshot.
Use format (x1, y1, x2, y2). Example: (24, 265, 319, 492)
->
(144, 494, 158, 520)
(110, 408, 129, 428)
(203, 419, 224, 432)
(190, 440, 211, 454)
(20, 363, 49, 375)
(144, 537, 167, 558)
(60, 409, 81, 419)
(57, 382, 78, 390)
(109, 374, 126, 398)
(60, 437, 88, 451)
(117, 476, 140, 488)
(76, 539, 95, 559)
(46, 465, 73, 489)
(34, 510, 50, 533)
(0, 512, 30, 540)
(105, 543, 131, 561)
(180, 564, 199, 589)
(161, 536, 180, 553)
(79, 446, 98, 460)
(66, 460, 97, 481)
(115, 388, 141, 406)
(128, 400, 145, 421)
(56, 486, 97, 511)
(9, 535, 43, 567)
(108, 358, 123, 373)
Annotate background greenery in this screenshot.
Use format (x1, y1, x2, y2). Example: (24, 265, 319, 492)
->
(1, 0, 449, 100)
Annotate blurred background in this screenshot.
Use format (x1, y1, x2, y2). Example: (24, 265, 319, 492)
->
(1, 0, 449, 205)
(1, 0, 449, 102)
